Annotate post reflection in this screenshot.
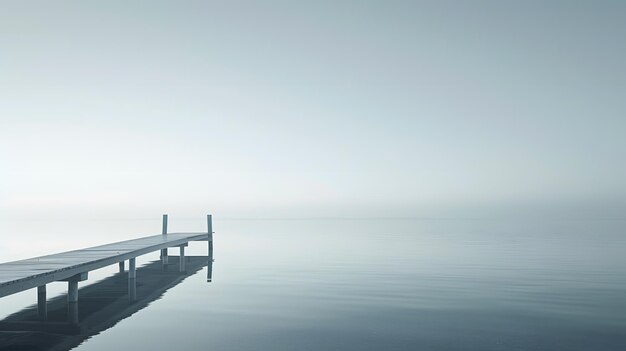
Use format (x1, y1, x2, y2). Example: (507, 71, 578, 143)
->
(207, 254, 214, 283)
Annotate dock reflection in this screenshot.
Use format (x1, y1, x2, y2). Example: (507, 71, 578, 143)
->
(0, 254, 213, 351)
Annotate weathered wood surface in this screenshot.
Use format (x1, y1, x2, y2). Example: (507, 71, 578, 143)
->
(0, 232, 208, 298)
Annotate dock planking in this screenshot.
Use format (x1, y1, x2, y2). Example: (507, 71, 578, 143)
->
(0, 214, 214, 302)
(0, 232, 209, 298)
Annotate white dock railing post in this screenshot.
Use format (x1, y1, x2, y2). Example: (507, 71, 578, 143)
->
(37, 285, 47, 321)
(129, 258, 137, 302)
(161, 214, 169, 268)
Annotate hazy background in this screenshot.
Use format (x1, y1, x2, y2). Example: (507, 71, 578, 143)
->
(1, 1, 625, 219)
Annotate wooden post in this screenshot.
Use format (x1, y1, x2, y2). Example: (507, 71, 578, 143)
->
(207, 214, 213, 256)
(68, 280, 79, 323)
(207, 214, 213, 282)
(128, 258, 137, 302)
(61, 273, 87, 322)
(118, 261, 124, 273)
(37, 285, 47, 321)
(161, 214, 169, 268)
(162, 213, 168, 234)
(179, 245, 186, 272)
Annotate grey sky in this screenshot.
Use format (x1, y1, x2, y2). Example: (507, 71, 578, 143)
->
(1, 1, 625, 218)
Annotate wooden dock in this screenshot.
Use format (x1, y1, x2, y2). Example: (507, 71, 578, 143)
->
(0, 215, 213, 323)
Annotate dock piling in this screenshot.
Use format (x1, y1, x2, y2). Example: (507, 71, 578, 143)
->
(129, 258, 137, 302)
(118, 261, 125, 273)
(68, 280, 79, 323)
(207, 214, 213, 282)
(161, 214, 169, 268)
(63, 273, 87, 323)
(179, 245, 186, 272)
(207, 214, 213, 256)
(37, 285, 47, 321)
(68, 281, 78, 303)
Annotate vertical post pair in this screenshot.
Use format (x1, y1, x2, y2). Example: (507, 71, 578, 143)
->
(37, 272, 87, 323)
(161, 214, 211, 273)
(104, 214, 212, 303)
(36, 278, 81, 323)
(119, 258, 136, 302)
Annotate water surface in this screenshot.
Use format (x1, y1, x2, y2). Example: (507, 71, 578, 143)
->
(0, 218, 624, 350)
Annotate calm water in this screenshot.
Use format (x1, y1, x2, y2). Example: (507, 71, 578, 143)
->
(0, 218, 625, 350)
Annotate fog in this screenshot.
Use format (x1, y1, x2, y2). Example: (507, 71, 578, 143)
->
(1, 1, 625, 219)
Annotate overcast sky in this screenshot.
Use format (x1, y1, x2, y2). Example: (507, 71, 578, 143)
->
(1, 1, 625, 218)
